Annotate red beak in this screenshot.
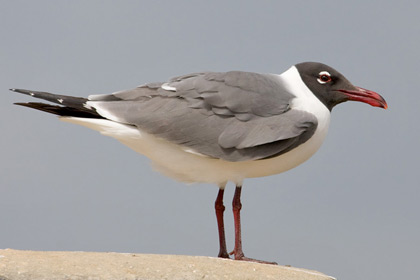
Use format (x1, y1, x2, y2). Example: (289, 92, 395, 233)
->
(338, 87, 388, 109)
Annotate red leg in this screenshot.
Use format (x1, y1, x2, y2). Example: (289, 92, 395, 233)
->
(231, 185, 245, 259)
(215, 187, 230, 258)
(230, 185, 277, 265)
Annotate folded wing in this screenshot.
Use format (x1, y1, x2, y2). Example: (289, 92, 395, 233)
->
(87, 71, 318, 161)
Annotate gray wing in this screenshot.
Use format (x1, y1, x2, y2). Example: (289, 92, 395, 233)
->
(88, 71, 318, 161)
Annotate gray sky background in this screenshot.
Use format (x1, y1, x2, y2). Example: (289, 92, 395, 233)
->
(1, 1, 419, 279)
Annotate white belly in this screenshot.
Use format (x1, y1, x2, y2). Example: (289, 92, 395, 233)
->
(61, 108, 329, 185)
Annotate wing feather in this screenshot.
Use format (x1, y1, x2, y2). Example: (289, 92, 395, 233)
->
(87, 71, 318, 161)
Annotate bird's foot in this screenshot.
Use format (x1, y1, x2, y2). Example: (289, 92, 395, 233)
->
(229, 251, 277, 265)
(217, 251, 231, 259)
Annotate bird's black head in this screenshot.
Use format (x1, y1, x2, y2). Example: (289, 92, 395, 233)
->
(295, 62, 387, 111)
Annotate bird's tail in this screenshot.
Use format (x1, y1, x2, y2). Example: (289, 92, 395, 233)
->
(10, 88, 103, 118)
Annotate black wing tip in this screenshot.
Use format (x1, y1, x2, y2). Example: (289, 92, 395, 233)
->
(13, 101, 102, 118)
(9, 88, 34, 95)
(14, 101, 34, 106)
(14, 102, 41, 108)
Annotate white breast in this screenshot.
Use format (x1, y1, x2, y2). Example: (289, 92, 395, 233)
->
(62, 66, 330, 186)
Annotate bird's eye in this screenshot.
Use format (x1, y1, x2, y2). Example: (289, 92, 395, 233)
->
(317, 71, 332, 84)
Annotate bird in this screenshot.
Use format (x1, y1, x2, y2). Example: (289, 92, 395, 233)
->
(11, 62, 387, 264)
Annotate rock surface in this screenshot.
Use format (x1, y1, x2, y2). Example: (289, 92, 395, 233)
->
(0, 249, 335, 280)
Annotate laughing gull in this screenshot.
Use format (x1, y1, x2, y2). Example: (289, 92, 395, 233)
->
(11, 62, 387, 264)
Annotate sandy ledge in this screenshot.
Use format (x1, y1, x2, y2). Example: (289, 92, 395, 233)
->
(0, 249, 335, 280)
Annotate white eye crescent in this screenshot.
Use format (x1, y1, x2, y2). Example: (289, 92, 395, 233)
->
(317, 71, 332, 84)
